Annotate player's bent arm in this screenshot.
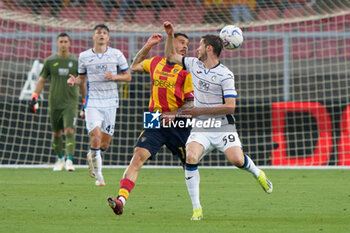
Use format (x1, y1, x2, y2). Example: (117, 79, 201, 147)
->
(67, 74, 85, 86)
(176, 100, 194, 116)
(78, 74, 87, 99)
(182, 98, 236, 118)
(131, 44, 152, 72)
(131, 33, 163, 72)
(33, 77, 46, 95)
(105, 69, 132, 82)
(164, 21, 183, 66)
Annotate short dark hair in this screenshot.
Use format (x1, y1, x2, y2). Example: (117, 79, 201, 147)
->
(57, 32, 71, 41)
(174, 32, 188, 40)
(93, 24, 110, 33)
(202, 34, 223, 57)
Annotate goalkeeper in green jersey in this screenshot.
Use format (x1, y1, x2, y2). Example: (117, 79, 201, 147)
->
(29, 33, 79, 172)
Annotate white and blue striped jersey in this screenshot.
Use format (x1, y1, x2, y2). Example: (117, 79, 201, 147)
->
(78, 47, 129, 109)
(183, 57, 237, 126)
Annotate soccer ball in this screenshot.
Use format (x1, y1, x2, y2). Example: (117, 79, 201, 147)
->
(219, 25, 244, 50)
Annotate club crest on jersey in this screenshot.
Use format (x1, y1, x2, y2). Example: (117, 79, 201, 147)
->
(173, 69, 179, 73)
(211, 76, 217, 81)
(68, 62, 73, 68)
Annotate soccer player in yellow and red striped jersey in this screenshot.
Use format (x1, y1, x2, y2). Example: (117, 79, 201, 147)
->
(108, 33, 194, 216)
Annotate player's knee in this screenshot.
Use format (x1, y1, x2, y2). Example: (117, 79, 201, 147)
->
(101, 144, 109, 151)
(64, 127, 75, 135)
(228, 154, 244, 167)
(186, 150, 199, 164)
(53, 130, 63, 137)
(131, 147, 151, 168)
(90, 136, 101, 148)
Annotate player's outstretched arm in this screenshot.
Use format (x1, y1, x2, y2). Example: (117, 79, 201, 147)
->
(164, 21, 183, 65)
(131, 33, 163, 72)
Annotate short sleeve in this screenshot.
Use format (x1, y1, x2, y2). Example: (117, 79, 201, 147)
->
(78, 53, 86, 75)
(117, 52, 129, 72)
(183, 57, 197, 73)
(40, 60, 50, 79)
(222, 72, 237, 98)
(142, 58, 152, 73)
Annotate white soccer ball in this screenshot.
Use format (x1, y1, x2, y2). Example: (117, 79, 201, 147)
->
(219, 25, 244, 50)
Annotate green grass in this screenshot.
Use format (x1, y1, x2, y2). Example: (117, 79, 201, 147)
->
(1, 168, 350, 233)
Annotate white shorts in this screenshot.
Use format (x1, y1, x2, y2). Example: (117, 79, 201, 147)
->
(186, 130, 242, 160)
(85, 108, 116, 135)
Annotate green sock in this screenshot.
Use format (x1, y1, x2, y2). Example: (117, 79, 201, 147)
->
(58, 154, 65, 159)
(66, 155, 73, 161)
(65, 133, 75, 159)
(53, 136, 63, 156)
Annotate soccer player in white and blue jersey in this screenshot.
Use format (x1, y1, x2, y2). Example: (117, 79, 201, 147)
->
(164, 21, 273, 220)
(68, 24, 131, 186)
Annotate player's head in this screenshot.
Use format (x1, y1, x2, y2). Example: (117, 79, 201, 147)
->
(174, 33, 189, 56)
(56, 32, 71, 54)
(197, 34, 223, 61)
(92, 24, 110, 46)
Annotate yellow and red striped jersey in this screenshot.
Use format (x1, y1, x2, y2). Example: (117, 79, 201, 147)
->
(142, 56, 194, 113)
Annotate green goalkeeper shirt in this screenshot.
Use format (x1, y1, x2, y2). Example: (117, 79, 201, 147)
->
(40, 54, 79, 110)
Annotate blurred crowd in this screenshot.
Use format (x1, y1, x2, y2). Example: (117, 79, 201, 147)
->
(1, 0, 349, 23)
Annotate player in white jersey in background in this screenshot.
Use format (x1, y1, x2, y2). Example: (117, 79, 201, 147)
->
(68, 24, 132, 186)
(164, 21, 273, 220)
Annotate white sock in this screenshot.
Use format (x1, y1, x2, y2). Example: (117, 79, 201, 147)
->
(118, 196, 126, 206)
(185, 165, 201, 210)
(242, 154, 260, 178)
(95, 149, 103, 177)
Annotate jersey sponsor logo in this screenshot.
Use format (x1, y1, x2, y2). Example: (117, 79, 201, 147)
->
(96, 64, 107, 72)
(153, 79, 175, 88)
(58, 68, 69, 76)
(199, 80, 210, 91)
(155, 70, 175, 78)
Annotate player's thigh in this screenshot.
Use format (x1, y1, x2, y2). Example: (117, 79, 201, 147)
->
(62, 106, 78, 130)
(163, 127, 191, 164)
(101, 108, 116, 136)
(135, 129, 166, 159)
(214, 131, 242, 153)
(85, 108, 103, 134)
(49, 108, 64, 132)
(186, 132, 211, 161)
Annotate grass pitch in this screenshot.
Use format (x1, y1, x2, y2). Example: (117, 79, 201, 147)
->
(1, 168, 350, 233)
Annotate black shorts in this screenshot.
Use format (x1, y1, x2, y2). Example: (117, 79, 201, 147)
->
(135, 126, 191, 164)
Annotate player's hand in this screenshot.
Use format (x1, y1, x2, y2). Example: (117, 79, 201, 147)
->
(80, 99, 86, 119)
(67, 74, 76, 86)
(163, 21, 174, 35)
(105, 72, 116, 81)
(28, 93, 39, 113)
(146, 33, 163, 47)
(161, 111, 176, 126)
